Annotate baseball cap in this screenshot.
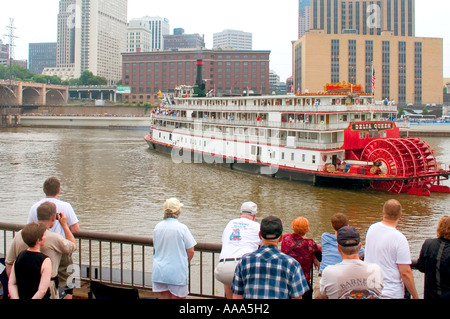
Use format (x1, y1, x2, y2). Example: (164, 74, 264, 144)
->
(337, 226, 361, 247)
(163, 198, 184, 213)
(260, 216, 283, 239)
(240, 201, 258, 215)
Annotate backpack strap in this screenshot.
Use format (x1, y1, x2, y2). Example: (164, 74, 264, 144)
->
(287, 238, 303, 255)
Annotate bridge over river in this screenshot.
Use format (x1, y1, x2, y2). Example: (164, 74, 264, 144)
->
(0, 80, 68, 106)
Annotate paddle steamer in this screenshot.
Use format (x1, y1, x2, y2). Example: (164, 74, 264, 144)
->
(145, 60, 450, 195)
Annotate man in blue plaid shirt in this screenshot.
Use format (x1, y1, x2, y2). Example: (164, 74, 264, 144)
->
(231, 216, 310, 299)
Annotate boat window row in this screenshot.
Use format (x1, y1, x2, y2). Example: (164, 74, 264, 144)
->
(175, 96, 370, 108)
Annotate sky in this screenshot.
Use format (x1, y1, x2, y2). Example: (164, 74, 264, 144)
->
(1, 0, 449, 81)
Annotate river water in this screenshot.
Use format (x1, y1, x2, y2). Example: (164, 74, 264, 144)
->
(1, 127, 449, 291)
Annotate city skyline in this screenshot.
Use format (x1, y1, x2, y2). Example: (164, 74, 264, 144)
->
(1, 0, 449, 81)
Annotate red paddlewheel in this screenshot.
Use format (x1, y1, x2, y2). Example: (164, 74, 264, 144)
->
(360, 137, 439, 193)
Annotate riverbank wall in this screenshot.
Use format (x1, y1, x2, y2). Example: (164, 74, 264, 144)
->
(400, 123, 450, 137)
(1, 105, 152, 129)
(19, 115, 151, 130)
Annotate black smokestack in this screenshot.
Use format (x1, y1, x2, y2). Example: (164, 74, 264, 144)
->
(196, 59, 203, 87)
(195, 59, 206, 97)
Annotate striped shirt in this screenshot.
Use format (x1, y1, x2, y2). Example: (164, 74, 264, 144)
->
(231, 245, 310, 299)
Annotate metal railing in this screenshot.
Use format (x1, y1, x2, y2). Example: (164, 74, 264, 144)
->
(0, 222, 426, 299)
(0, 222, 223, 299)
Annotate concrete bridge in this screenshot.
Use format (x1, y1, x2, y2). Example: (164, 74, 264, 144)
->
(0, 80, 68, 106)
(68, 85, 127, 103)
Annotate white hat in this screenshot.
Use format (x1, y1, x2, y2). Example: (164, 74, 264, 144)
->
(240, 201, 258, 215)
(164, 198, 184, 213)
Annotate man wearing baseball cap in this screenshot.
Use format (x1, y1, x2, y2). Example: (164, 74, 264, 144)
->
(231, 216, 309, 299)
(320, 226, 383, 299)
(214, 201, 262, 299)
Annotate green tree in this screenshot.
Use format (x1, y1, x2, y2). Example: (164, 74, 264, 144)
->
(79, 70, 107, 85)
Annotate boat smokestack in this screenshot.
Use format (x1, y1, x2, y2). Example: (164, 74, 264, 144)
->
(196, 59, 203, 87)
(195, 59, 206, 97)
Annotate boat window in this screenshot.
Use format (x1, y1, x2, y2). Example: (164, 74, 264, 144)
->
(312, 155, 316, 164)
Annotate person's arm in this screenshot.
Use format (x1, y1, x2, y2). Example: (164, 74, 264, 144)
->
(8, 264, 19, 299)
(57, 213, 77, 248)
(5, 264, 12, 278)
(232, 293, 244, 299)
(32, 258, 52, 299)
(398, 264, 419, 299)
(69, 222, 80, 234)
(186, 247, 195, 262)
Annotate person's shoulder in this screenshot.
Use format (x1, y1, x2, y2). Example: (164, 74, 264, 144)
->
(305, 237, 318, 245)
(321, 232, 334, 239)
(29, 199, 46, 213)
(282, 233, 295, 241)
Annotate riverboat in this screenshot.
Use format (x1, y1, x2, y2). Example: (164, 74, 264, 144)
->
(145, 61, 450, 195)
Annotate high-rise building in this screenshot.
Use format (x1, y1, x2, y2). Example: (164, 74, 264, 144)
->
(269, 70, 281, 93)
(305, 0, 415, 36)
(0, 40, 9, 63)
(29, 43, 57, 74)
(56, 0, 76, 68)
(45, 0, 128, 83)
(139, 16, 170, 50)
(298, 0, 311, 38)
(164, 29, 205, 50)
(127, 19, 153, 53)
(293, 0, 443, 105)
(213, 30, 252, 50)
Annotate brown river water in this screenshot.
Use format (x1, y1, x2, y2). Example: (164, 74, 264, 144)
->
(1, 127, 449, 297)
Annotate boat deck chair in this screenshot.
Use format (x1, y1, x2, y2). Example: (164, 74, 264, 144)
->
(88, 280, 140, 300)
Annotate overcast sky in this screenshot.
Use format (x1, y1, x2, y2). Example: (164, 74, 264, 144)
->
(1, 0, 449, 80)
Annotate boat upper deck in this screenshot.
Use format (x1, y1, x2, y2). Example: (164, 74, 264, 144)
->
(166, 92, 398, 114)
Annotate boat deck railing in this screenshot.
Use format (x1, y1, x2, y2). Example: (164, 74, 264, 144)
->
(165, 98, 397, 113)
(0, 222, 223, 299)
(153, 114, 351, 131)
(159, 102, 398, 114)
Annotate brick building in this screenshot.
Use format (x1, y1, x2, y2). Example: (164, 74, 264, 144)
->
(122, 49, 270, 104)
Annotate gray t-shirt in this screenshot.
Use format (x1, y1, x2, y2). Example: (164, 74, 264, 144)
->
(320, 259, 383, 299)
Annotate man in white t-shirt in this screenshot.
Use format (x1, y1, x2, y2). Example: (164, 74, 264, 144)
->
(364, 199, 419, 299)
(320, 226, 383, 299)
(27, 177, 80, 299)
(214, 201, 262, 299)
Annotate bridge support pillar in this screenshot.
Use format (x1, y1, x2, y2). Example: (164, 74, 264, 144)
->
(41, 84, 47, 106)
(16, 82, 23, 105)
